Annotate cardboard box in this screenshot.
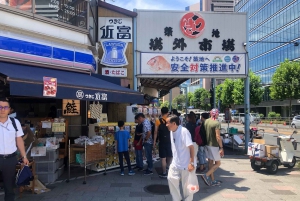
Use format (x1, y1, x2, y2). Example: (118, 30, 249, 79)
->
(253, 139, 265, 144)
(265, 145, 279, 158)
(247, 142, 265, 158)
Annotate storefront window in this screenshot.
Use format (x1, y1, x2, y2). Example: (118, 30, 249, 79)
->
(0, 0, 33, 12)
(35, 0, 88, 29)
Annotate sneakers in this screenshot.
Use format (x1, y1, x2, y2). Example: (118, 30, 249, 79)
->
(159, 173, 167, 178)
(128, 170, 135, 176)
(137, 168, 144, 171)
(144, 170, 153, 175)
(120, 171, 124, 176)
(201, 174, 211, 186)
(211, 180, 222, 186)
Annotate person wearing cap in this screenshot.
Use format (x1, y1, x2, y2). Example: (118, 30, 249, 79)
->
(201, 108, 224, 187)
(0, 98, 29, 201)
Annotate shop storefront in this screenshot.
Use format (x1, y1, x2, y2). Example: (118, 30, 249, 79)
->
(0, 0, 145, 185)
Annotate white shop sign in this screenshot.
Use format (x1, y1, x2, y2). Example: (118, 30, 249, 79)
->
(102, 67, 127, 77)
(98, 17, 132, 42)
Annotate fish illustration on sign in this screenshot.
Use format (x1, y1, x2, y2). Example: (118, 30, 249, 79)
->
(147, 56, 170, 73)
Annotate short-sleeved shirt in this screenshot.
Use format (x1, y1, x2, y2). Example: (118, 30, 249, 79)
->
(155, 116, 167, 128)
(134, 124, 143, 141)
(204, 118, 221, 147)
(170, 126, 193, 170)
(114, 130, 131, 152)
(0, 117, 24, 155)
(142, 119, 153, 144)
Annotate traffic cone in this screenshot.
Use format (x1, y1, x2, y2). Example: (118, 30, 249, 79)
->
(283, 121, 286, 126)
(270, 121, 273, 125)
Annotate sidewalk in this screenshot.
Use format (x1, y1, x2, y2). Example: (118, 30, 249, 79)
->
(2, 155, 300, 201)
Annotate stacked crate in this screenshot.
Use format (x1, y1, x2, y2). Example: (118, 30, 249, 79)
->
(33, 149, 65, 183)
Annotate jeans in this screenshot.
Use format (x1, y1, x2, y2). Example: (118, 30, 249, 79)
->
(118, 151, 131, 172)
(197, 146, 207, 165)
(135, 149, 143, 168)
(143, 143, 153, 171)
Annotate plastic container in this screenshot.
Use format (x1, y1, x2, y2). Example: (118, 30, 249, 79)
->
(33, 149, 59, 162)
(35, 159, 61, 173)
(37, 171, 58, 183)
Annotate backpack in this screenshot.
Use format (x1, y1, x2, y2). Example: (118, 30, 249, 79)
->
(10, 117, 18, 132)
(195, 124, 207, 146)
(186, 122, 197, 141)
(158, 118, 171, 143)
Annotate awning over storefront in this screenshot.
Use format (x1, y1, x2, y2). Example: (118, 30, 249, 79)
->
(0, 62, 144, 104)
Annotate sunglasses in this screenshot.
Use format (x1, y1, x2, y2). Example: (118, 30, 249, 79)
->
(0, 106, 10, 110)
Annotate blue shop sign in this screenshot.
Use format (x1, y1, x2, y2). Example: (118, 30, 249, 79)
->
(100, 40, 128, 67)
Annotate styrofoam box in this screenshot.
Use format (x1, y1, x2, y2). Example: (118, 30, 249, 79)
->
(247, 142, 265, 158)
(33, 149, 59, 162)
(37, 171, 58, 183)
(35, 159, 62, 173)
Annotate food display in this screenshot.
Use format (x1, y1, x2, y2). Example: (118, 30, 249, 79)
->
(89, 122, 136, 172)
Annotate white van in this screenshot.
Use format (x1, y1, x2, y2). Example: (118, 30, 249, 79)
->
(239, 113, 260, 124)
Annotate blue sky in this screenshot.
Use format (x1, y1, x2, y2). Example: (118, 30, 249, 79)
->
(107, 0, 199, 11)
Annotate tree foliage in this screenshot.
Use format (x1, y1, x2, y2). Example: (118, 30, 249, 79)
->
(270, 60, 300, 116)
(172, 94, 186, 110)
(233, 71, 264, 106)
(188, 92, 194, 107)
(216, 79, 235, 107)
(160, 101, 169, 109)
(190, 88, 210, 110)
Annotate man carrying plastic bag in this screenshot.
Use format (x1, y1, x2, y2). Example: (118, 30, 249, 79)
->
(166, 115, 199, 201)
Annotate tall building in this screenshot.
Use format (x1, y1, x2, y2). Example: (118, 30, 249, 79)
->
(235, 0, 300, 116)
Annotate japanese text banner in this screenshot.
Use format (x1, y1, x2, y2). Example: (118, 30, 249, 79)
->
(140, 53, 246, 76)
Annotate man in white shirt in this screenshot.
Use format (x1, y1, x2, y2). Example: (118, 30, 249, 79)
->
(166, 115, 195, 201)
(0, 98, 29, 201)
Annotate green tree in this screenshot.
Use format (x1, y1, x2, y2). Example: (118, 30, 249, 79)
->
(191, 88, 211, 110)
(188, 92, 194, 107)
(172, 94, 186, 110)
(270, 60, 300, 117)
(160, 101, 169, 108)
(233, 71, 264, 106)
(216, 79, 235, 107)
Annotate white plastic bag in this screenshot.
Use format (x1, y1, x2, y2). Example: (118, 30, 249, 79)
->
(186, 172, 199, 194)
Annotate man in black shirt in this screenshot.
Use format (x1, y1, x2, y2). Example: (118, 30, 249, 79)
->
(133, 116, 144, 171)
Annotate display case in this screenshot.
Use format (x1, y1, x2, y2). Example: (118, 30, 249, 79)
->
(88, 122, 136, 172)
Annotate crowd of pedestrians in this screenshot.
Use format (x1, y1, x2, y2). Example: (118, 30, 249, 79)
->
(115, 108, 224, 201)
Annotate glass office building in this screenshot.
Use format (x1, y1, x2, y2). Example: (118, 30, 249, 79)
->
(235, 0, 300, 115)
(236, 0, 300, 84)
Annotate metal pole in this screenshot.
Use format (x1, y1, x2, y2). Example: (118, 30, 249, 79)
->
(244, 13, 250, 153)
(213, 78, 216, 108)
(133, 9, 138, 91)
(185, 87, 188, 115)
(169, 89, 172, 111)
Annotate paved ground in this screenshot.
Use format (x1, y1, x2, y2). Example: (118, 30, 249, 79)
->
(1, 154, 300, 201)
